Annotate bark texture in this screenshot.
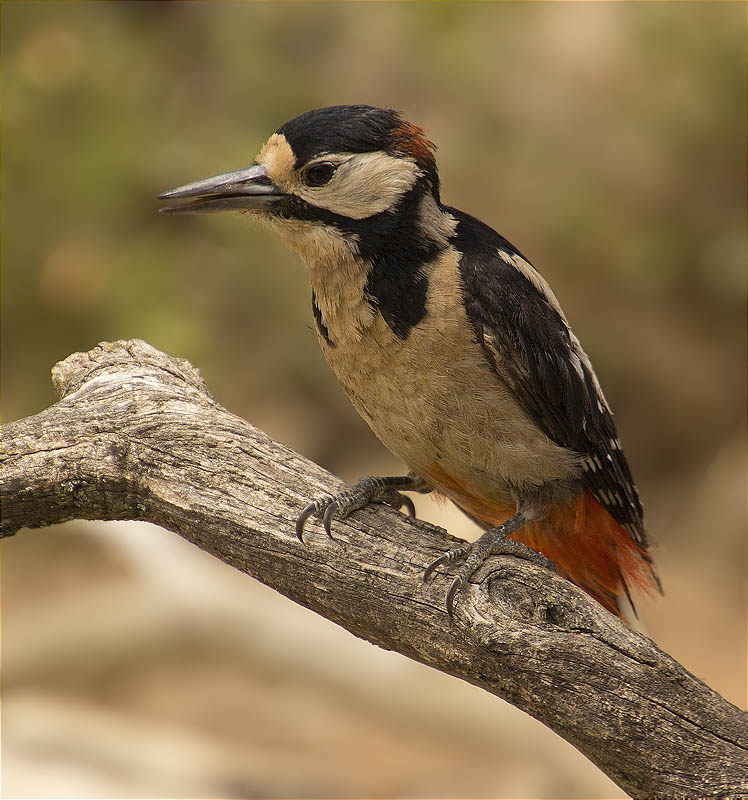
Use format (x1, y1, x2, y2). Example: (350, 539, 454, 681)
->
(1, 339, 746, 799)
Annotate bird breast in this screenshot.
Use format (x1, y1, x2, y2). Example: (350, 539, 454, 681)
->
(311, 246, 582, 506)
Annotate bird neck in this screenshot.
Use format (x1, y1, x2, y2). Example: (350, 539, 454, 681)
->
(261, 214, 374, 343)
(266, 187, 457, 345)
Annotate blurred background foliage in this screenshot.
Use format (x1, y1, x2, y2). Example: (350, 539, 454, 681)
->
(2, 2, 746, 798)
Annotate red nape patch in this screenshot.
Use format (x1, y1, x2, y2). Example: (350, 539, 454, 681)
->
(392, 120, 437, 168)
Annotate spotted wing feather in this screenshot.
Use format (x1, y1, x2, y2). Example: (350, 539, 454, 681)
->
(450, 209, 647, 547)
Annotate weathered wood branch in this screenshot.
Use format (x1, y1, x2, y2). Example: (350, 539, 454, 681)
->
(1, 339, 745, 799)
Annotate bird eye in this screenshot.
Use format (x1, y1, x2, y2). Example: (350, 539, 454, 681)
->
(303, 161, 337, 187)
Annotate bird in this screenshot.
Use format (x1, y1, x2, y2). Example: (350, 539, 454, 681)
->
(159, 104, 661, 621)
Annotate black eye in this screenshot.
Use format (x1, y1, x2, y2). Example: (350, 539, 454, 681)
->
(303, 161, 337, 187)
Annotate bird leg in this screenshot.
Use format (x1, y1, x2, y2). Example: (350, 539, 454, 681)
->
(296, 473, 432, 541)
(424, 509, 555, 619)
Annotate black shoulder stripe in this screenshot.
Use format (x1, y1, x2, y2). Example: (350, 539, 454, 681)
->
(360, 183, 440, 340)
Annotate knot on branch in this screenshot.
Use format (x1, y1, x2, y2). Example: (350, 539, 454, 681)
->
(459, 559, 632, 646)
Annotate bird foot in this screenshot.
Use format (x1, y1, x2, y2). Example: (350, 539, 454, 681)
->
(296, 475, 422, 541)
(424, 518, 554, 619)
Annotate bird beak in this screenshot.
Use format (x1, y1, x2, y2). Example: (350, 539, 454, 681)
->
(158, 164, 284, 213)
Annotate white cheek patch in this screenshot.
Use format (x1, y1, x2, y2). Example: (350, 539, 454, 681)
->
(256, 137, 421, 219)
(297, 151, 422, 219)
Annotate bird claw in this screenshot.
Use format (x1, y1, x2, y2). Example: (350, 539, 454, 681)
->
(295, 495, 350, 541)
(295, 477, 420, 542)
(296, 499, 332, 541)
(424, 521, 554, 619)
(399, 494, 416, 518)
(445, 576, 463, 620)
(323, 501, 338, 537)
(423, 542, 472, 583)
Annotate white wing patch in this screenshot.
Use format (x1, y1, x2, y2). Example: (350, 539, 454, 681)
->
(497, 249, 569, 324)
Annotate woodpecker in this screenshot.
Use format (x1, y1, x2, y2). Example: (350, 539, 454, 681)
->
(160, 105, 661, 620)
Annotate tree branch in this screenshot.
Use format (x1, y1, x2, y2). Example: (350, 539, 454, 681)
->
(2, 339, 745, 799)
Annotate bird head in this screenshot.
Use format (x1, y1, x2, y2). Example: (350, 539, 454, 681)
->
(159, 105, 444, 258)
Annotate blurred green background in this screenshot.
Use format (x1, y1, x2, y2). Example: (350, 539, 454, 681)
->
(2, 2, 746, 798)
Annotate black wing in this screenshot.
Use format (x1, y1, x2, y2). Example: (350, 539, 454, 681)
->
(449, 208, 646, 546)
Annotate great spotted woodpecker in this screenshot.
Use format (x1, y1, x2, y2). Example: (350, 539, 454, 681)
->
(160, 105, 661, 620)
